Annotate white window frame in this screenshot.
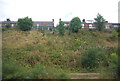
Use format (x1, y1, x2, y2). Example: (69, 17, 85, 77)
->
(11, 24, 14, 27)
(48, 27, 50, 30)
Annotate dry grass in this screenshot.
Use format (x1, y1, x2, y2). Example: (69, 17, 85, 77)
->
(2, 29, 118, 74)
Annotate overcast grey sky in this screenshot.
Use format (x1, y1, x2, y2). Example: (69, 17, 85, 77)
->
(0, 0, 119, 25)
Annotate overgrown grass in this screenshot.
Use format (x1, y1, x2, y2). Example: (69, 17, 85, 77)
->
(2, 29, 118, 79)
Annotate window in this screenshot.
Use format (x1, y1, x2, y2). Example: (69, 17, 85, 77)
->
(34, 24, 37, 27)
(37, 24, 39, 27)
(44, 24, 46, 26)
(48, 27, 50, 30)
(51, 24, 54, 26)
(39, 24, 42, 26)
(106, 25, 110, 29)
(89, 24, 92, 27)
(64, 24, 67, 26)
(11, 24, 14, 27)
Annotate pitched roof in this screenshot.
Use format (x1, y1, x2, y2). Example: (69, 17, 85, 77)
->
(33, 21, 54, 24)
(0, 21, 2, 24)
(63, 21, 70, 24)
(108, 23, 120, 25)
(1, 21, 17, 24)
(0, 21, 54, 25)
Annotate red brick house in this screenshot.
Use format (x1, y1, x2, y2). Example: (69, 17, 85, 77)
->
(0, 19, 54, 30)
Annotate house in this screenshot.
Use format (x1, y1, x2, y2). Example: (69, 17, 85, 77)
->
(0, 19, 54, 30)
(0, 19, 17, 27)
(0, 18, 119, 30)
(0, 22, 2, 27)
(32, 20, 54, 30)
(62, 19, 120, 29)
(64, 21, 70, 27)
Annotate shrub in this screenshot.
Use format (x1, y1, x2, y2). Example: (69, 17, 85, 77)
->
(70, 17, 82, 33)
(2, 59, 28, 79)
(29, 64, 47, 79)
(114, 27, 120, 33)
(17, 17, 33, 31)
(114, 27, 120, 37)
(107, 30, 118, 41)
(80, 48, 98, 69)
(80, 47, 108, 70)
(2, 27, 7, 31)
(111, 30, 118, 40)
(58, 21, 65, 36)
(107, 53, 118, 78)
(29, 64, 68, 79)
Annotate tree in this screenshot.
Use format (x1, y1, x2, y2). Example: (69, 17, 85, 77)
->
(94, 13, 106, 31)
(17, 17, 33, 31)
(70, 17, 82, 33)
(58, 21, 65, 36)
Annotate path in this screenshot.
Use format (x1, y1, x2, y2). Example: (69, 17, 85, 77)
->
(69, 73, 100, 79)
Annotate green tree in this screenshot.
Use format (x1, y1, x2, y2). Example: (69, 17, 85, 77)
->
(58, 21, 65, 35)
(17, 17, 33, 31)
(70, 17, 82, 33)
(94, 13, 106, 31)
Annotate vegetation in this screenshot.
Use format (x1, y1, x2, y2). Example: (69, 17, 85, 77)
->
(114, 27, 120, 37)
(80, 47, 108, 70)
(108, 53, 118, 78)
(70, 17, 82, 33)
(94, 13, 106, 31)
(57, 21, 65, 35)
(2, 27, 118, 79)
(5, 23, 11, 28)
(17, 17, 33, 31)
(2, 23, 11, 31)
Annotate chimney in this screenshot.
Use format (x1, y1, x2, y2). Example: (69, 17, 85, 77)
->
(52, 19, 54, 22)
(7, 18, 10, 21)
(105, 21, 108, 23)
(82, 19, 85, 23)
(59, 18, 61, 22)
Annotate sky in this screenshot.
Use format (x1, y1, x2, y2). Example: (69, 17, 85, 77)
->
(0, 0, 119, 26)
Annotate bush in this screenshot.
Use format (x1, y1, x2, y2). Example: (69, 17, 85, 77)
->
(108, 30, 118, 41)
(2, 27, 7, 31)
(58, 21, 65, 36)
(80, 48, 98, 69)
(29, 64, 68, 79)
(114, 27, 120, 33)
(80, 47, 108, 70)
(70, 17, 82, 33)
(29, 64, 47, 79)
(17, 17, 33, 31)
(111, 29, 118, 40)
(2, 59, 28, 79)
(107, 53, 118, 78)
